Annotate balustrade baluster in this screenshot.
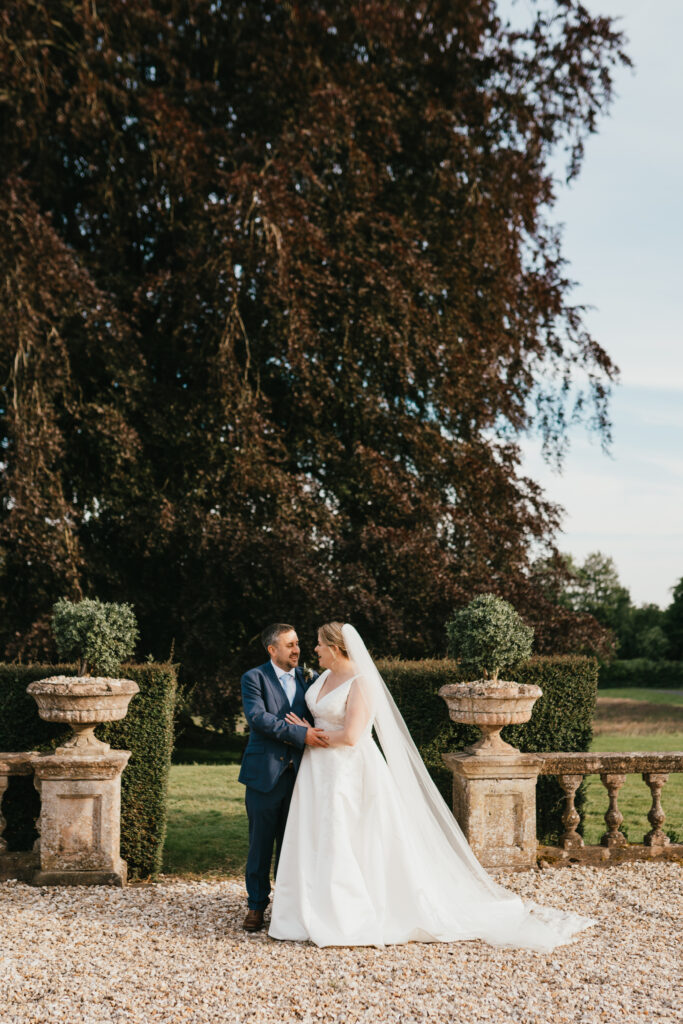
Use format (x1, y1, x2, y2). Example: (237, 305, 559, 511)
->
(0, 775, 8, 853)
(642, 772, 670, 847)
(600, 772, 627, 846)
(557, 773, 584, 849)
(33, 775, 41, 854)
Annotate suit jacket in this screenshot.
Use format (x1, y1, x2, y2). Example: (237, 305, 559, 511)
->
(238, 661, 317, 793)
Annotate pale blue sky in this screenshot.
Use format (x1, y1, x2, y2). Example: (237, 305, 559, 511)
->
(517, 0, 683, 608)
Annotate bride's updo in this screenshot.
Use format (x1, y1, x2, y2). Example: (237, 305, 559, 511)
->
(318, 621, 349, 658)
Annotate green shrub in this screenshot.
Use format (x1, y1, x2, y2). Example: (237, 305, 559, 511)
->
(0, 662, 176, 877)
(52, 598, 139, 676)
(599, 659, 683, 689)
(445, 594, 534, 681)
(378, 655, 598, 844)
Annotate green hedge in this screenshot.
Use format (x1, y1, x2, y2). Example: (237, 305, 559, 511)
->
(0, 662, 177, 878)
(599, 659, 683, 689)
(378, 655, 598, 845)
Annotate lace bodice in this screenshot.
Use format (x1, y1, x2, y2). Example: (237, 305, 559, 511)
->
(306, 671, 358, 731)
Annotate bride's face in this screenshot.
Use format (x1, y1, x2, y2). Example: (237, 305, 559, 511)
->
(314, 633, 338, 671)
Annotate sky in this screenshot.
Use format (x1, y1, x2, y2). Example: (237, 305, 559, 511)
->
(513, 0, 683, 609)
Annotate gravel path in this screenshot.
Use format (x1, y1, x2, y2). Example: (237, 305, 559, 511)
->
(1, 863, 681, 1023)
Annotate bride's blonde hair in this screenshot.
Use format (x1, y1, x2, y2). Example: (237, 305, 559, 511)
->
(318, 621, 349, 658)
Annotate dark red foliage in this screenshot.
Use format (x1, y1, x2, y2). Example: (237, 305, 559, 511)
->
(0, 2, 625, 719)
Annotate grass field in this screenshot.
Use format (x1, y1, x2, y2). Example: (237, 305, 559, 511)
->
(163, 688, 683, 876)
(597, 688, 683, 705)
(163, 764, 249, 877)
(594, 688, 683, 734)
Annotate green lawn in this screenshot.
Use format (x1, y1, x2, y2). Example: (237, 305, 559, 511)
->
(597, 687, 683, 706)
(163, 764, 249, 877)
(163, 689, 683, 876)
(591, 733, 683, 752)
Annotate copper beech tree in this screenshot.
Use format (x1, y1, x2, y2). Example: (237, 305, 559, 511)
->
(0, 1, 628, 719)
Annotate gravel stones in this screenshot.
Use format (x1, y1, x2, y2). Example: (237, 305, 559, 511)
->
(1, 862, 681, 1023)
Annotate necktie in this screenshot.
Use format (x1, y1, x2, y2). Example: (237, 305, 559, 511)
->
(281, 671, 296, 705)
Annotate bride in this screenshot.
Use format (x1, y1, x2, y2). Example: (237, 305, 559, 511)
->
(268, 622, 593, 951)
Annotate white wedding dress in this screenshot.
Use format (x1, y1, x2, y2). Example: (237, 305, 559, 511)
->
(269, 626, 593, 951)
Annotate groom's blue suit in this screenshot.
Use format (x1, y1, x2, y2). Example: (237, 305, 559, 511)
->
(239, 661, 317, 911)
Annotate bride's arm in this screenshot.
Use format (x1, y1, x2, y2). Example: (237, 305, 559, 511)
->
(326, 679, 371, 747)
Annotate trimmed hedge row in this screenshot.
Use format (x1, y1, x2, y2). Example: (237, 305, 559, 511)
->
(378, 655, 598, 844)
(0, 662, 177, 878)
(599, 659, 683, 689)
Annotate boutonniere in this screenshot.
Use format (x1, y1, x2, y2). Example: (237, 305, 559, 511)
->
(302, 663, 317, 682)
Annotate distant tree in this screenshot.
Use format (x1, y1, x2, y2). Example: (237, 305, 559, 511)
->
(635, 626, 668, 661)
(664, 580, 683, 660)
(527, 552, 615, 658)
(0, 2, 628, 718)
(560, 553, 631, 636)
(533, 551, 673, 661)
(619, 603, 668, 661)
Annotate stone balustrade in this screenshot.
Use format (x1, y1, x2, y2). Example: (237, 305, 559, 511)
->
(439, 677, 683, 871)
(536, 751, 683, 866)
(0, 752, 39, 882)
(0, 748, 131, 886)
(442, 748, 683, 871)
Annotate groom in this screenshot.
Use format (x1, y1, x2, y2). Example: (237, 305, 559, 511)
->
(238, 622, 328, 932)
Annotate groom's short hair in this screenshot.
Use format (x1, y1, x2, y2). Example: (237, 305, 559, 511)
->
(261, 622, 296, 651)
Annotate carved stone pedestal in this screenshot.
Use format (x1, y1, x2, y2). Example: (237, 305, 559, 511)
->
(442, 752, 541, 871)
(31, 751, 131, 887)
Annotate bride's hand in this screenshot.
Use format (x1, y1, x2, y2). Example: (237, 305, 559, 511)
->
(285, 711, 307, 727)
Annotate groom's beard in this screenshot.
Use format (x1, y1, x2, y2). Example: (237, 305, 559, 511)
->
(274, 655, 299, 671)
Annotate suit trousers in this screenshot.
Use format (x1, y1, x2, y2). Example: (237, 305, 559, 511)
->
(244, 764, 296, 910)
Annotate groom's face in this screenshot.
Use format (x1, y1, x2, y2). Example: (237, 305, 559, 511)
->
(268, 629, 300, 672)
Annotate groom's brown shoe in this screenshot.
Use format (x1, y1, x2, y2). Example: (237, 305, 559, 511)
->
(243, 909, 265, 932)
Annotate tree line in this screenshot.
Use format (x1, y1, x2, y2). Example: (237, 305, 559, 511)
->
(536, 552, 683, 662)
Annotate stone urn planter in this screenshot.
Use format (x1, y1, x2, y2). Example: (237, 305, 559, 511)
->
(21, 598, 141, 887)
(441, 596, 543, 870)
(27, 676, 140, 756)
(438, 678, 542, 757)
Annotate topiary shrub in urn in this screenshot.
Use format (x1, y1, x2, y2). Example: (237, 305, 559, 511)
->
(440, 594, 541, 757)
(27, 598, 140, 755)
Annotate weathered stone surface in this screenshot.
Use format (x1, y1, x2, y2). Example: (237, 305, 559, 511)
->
(537, 843, 683, 866)
(31, 868, 127, 887)
(443, 751, 542, 870)
(0, 850, 39, 882)
(557, 773, 585, 848)
(0, 677, 137, 887)
(643, 772, 670, 847)
(439, 679, 542, 757)
(32, 753, 130, 780)
(536, 751, 683, 774)
(31, 751, 130, 887)
(27, 676, 139, 756)
(0, 752, 36, 775)
(27, 675, 139, 699)
(0, 750, 131, 886)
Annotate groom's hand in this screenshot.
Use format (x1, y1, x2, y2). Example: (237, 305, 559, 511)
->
(304, 727, 330, 747)
(285, 711, 329, 747)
